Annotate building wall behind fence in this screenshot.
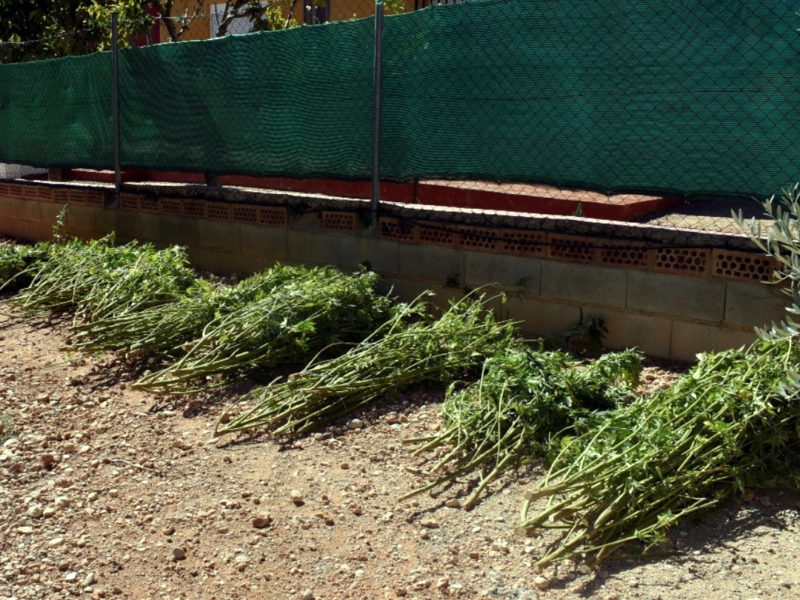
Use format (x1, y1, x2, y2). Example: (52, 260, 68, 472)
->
(0, 180, 787, 361)
(1, 0, 800, 199)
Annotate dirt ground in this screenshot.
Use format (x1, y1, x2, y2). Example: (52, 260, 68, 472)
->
(1, 310, 800, 600)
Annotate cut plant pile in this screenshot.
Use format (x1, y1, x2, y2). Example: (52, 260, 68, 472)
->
(7, 235, 195, 321)
(214, 291, 516, 437)
(135, 266, 392, 394)
(521, 337, 800, 567)
(67, 266, 308, 357)
(404, 346, 642, 509)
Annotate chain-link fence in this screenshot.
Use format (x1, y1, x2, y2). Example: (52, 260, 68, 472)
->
(1, 0, 799, 233)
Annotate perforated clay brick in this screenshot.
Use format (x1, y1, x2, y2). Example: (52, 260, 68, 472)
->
(379, 218, 416, 243)
(86, 191, 105, 206)
(160, 198, 183, 216)
(258, 207, 288, 227)
(140, 196, 160, 213)
(233, 205, 259, 224)
(653, 248, 709, 275)
(182, 199, 206, 218)
(6, 184, 24, 200)
(417, 224, 458, 248)
(119, 194, 140, 211)
(712, 250, 774, 282)
(599, 244, 649, 269)
(501, 230, 547, 257)
(52, 189, 71, 204)
(67, 190, 86, 204)
(322, 211, 357, 233)
(459, 226, 501, 252)
(549, 234, 597, 263)
(206, 203, 231, 221)
(36, 187, 53, 202)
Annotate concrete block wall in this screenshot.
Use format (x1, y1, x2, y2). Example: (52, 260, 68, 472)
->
(0, 180, 788, 361)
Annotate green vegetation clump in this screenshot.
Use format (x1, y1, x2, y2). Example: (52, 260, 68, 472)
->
(521, 337, 800, 567)
(0, 241, 47, 292)
(7, 235, 195, 321)
(0, 412, 13, 444)
(135, 266, 393, 394)
(214, 292, 517, 437)
(404, 345, 641, 508)
(67, 265, 305, 357)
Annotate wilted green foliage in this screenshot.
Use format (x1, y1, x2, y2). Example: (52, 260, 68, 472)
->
(0, 241, 48, 292)
(135, 266, 393, 394)
(7, 236, 195, 322)
(214, 292, 517, 437)
(521, 332, 800, 567)
(67, 265, 303, 357)
(405, 345, 642, 508)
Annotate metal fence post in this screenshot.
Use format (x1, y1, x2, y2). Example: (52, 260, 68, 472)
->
(110, 12, 121, 209)
(370, 0, 384, 224)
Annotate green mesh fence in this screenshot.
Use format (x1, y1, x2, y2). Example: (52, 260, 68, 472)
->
(1, 0, 800, 199)
(0, 52, 112, 169)
(382, 0, 800, 197)
(118, 18, 375, 177)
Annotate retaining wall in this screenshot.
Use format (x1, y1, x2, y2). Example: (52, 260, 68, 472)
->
(0, 180, 788, 361)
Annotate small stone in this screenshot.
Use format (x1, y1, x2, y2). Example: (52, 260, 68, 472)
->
(301, 590, 315, 600)
(82, 573, 96, 587)
(17, 526, 34, 534)
(420, 519, 439, 529)
(491, 540, 510, 554)
(290, 490, 304, 505)
(172, 440, 192, 451)
(173, 547, 186, 561)
(436, 577, 449, 591)
(252, 516, 273, 529)
(347, 418, 364, 429)
(468, 551, 480, 560)
(445, 499, 461, 509)
(65, 572, 78, 582)
(340, 462, 350, 470)
(43, 506, 57, 518)
(182, 399, 204, 417)
(26, 504, 43, 518)
(533, 576, 550, 591)
(412, 579, 431, 591)
(54, 496, 70, 508)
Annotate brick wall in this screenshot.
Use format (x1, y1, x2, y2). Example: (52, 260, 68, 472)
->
(0, 181, 787, 360)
